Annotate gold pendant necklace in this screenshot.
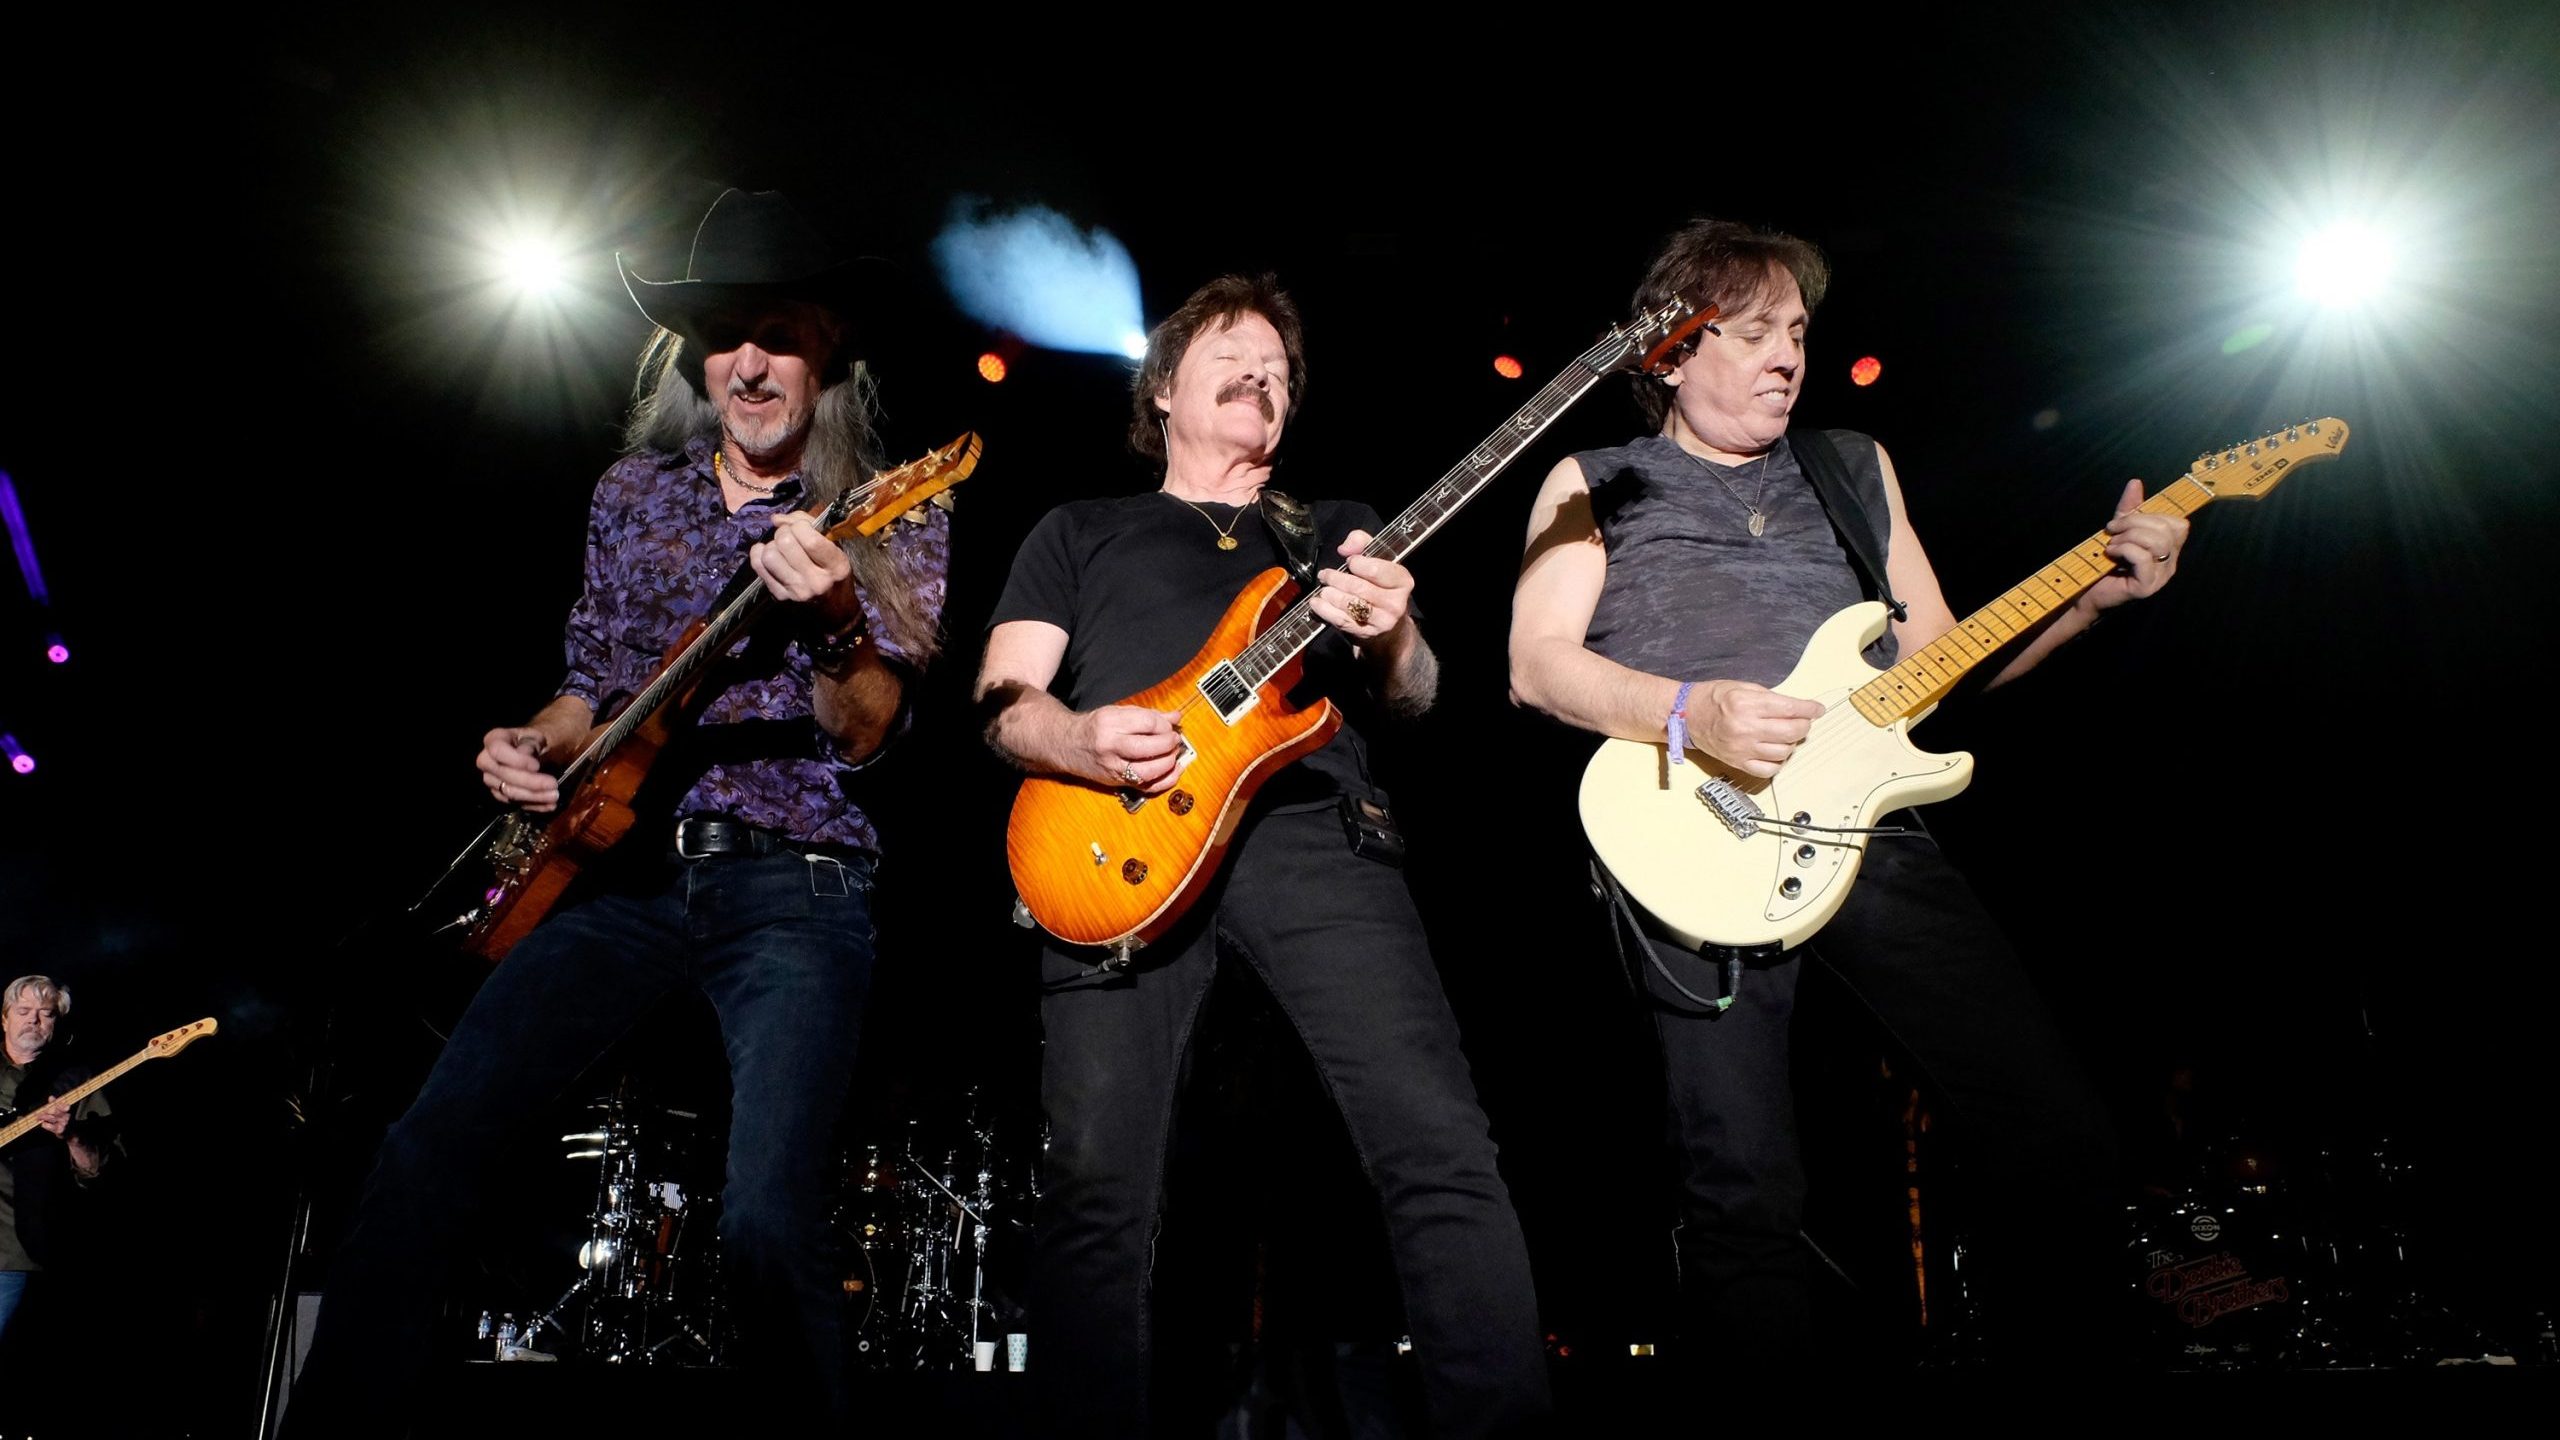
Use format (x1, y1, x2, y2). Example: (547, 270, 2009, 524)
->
(1168, 492, 1248, 550)
(1679, 446, 1774, 537)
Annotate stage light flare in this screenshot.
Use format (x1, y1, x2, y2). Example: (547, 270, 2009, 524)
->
(1850, 355, 1882, 386)
(495, 234, 569, 297)
(2295, 222, 2396, 309)
(44, 636, 68, 664)
(1493, 354, 1524, 380)
(3, 734, 31, 775)
(932, 199, 1149, 359)
(977, 353, 1008, 383)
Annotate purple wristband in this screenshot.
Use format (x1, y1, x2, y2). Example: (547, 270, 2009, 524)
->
(1667, 680, 1697, 766)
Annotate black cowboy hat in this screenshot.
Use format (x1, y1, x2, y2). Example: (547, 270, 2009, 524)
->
(616, 188, 895, 347)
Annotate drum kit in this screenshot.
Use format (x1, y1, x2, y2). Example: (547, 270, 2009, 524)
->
(476, 1082, 1038, 1373)
(2118, 1129, 2496, 1369)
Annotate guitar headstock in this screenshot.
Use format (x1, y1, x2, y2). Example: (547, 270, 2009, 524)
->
(1631, 291, 1721, 376)
(148, 1018, 218, 1058)
(821, 432, 984, 541)
(2184, 417, 2351, 500)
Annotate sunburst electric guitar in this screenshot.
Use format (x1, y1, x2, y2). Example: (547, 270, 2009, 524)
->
(414, 433, 982, 962)
(1007, 295, 1721, 961)
(0, 1018, 217, 1150)
(1580, 418, 2351, 954)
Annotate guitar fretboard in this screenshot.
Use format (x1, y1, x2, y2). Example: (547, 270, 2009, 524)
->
(1231, 339, 1628, 689)
(0, 1047, 155, 1148)
(1850, 476, 2218, 725)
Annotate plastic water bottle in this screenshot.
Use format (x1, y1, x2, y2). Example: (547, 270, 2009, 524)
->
(496, 1314, 518, 1358)
(475, 1310, 493, 1341)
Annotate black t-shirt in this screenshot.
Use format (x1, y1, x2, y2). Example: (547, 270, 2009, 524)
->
(988, 490, 1391, 806)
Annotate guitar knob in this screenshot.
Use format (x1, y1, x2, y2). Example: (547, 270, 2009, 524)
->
(1780, 878, 1803, 899)
(1791, 812, 1812, 826)
(1795, 844, 1817, 866)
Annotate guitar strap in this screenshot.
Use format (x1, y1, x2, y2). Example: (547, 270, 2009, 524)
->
(1255, 487, 1324, 588)
(1788, 430, 1907, 623)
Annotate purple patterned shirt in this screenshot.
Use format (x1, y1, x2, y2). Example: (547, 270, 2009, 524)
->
(556, 434, 950, 852)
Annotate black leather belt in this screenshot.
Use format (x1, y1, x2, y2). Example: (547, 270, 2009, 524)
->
(670, 814, 865, 865)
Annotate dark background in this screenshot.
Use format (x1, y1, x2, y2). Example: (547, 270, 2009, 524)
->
(4, 3, 2557, 1426)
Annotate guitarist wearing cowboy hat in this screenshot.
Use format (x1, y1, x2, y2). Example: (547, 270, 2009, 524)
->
(289, 188, 948, 1432)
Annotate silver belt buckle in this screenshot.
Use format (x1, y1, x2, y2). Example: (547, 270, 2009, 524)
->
(674, 818, 714, 861)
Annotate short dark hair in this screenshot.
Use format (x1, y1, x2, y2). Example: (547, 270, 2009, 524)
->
(1631, 219, 1830, 428)
(1129, 273, 1308, 463)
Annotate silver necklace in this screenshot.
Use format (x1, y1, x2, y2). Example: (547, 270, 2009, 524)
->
(714, 449, 780, 496)
(1680, 446, 1775, 537)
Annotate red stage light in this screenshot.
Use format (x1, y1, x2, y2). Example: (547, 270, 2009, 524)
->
(1850, 355, 1882, 387)
(977, 353, 1008, 383)
(1493, 355, 1524, 380)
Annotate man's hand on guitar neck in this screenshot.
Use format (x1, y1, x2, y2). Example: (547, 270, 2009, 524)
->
(478, 695, 596, 813)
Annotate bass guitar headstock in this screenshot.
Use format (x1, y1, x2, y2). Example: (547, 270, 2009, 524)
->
(148, 1017, 219, 1058)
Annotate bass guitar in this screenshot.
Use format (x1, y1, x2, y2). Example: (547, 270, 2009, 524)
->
(0, 1018, 217, 1150)
(1580, 418, 2350, 954)
(416, 433, 982, 961)
(1007, 296, 1720, 961)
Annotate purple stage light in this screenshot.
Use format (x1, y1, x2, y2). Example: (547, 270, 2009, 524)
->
(45, 636, 68, 664)
(0, 473, 46, 605)
(2, 734, 31, 775)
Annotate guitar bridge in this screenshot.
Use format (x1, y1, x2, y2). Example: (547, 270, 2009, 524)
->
(1695, 778, 1764, 838)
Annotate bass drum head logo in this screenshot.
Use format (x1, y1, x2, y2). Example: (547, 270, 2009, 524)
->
(2188, 1211, 2223, 1242)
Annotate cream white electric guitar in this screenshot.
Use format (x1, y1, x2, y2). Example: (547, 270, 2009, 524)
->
(1580, 418, 2350, 954)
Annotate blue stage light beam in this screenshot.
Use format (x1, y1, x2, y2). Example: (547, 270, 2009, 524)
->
(932, 200, 1149, 360)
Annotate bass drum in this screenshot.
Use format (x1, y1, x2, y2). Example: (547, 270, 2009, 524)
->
(2125, 1187, 2327, 1369)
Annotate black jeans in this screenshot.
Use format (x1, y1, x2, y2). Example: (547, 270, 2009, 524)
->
(1033, 803, 1549, 1437)
(1636, 827, 2120, 1368)
(288, 847, 877, 1435)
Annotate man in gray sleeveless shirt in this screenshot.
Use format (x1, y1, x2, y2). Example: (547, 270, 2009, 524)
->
(1510, 219, 2190, 1371)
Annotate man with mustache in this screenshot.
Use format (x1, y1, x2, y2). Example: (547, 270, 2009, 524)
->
(288, 190, 947, 1433)
(978, 274, 1549, 1436)
(1510, 219, 2185, 1371)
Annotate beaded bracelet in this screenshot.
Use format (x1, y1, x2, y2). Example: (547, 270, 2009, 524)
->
(1666, 680, 1698, 767)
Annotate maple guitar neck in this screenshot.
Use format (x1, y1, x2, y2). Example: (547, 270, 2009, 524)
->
(0, 1018, 218, 1149)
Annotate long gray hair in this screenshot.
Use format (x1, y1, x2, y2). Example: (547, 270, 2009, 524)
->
(623, 329, 939, 663)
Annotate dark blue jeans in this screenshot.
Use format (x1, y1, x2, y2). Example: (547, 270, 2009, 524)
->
(289, 847, 876, 1435)
(1635, 826, 2121, 1369)
(1033, 804, 1550, 1438)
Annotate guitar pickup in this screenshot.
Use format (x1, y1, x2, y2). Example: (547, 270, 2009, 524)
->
(1695, 779, 1764, 838)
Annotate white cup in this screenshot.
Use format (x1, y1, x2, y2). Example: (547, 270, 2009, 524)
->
(973, 1340, 997, 1372)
